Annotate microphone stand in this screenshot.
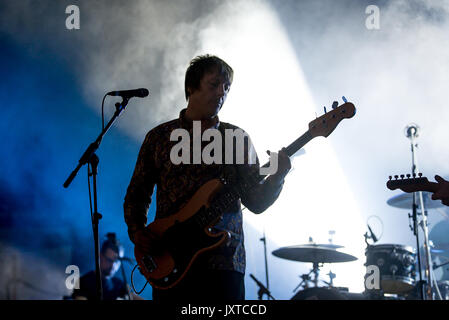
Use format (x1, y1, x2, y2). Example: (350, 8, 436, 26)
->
(405, 124, 433, 300)
(63, 97, 130, 300)
(250, 274, 276, 300)
(411, 194, 424, 300)
(260, 230, 271, 299)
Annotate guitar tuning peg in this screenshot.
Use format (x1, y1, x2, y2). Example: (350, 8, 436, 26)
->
(342, 96, 347, 103)
(332, 101, 338, 109)
(400, 174, 405, 179)
(418, 173, 422, 177)
(389, 175, 392, 180)
(406, 174, 411, 178)
(394, 175, 399, 180)
(324, 106, 327, 113)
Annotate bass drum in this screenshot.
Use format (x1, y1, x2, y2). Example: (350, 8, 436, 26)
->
(365, 244, 416, 294)
(291, 287, 370, 300)
(291, 287, 347, 300)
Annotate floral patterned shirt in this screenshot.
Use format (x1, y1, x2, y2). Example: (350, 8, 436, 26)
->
(124, 109, 284, 274)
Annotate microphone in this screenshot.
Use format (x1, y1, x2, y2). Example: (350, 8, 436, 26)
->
(107, 88, 149, 99)
(367, 224, 378, 243)
(404, 123, 419, 139)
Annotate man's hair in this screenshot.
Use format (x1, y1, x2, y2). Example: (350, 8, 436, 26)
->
(184, 54, 234, 100)
(101, 232, 124, 257)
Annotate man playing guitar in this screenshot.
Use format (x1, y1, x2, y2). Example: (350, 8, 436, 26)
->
(123, 54, 291, 301)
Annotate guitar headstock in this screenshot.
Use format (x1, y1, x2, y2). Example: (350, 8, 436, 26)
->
(308, 98, 356, 138)
(386, 173, 432, 193)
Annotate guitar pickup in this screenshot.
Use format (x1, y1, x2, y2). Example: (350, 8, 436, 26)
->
(142, 255, 157, 273)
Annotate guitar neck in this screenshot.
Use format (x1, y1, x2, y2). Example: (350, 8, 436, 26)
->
(414, 182, 439, 193)
(260, 130, 313, 169)
(195, 130, 315, 229)
(285, 131, 313, 157)
(387, 177, 440, 194)
(195, 100, 355, 229)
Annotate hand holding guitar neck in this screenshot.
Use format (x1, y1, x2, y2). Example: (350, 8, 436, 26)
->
(432, 175, 449, 206)
(386, 173, 449, 206)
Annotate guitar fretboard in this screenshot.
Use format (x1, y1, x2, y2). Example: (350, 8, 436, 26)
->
(194, 130, 313, 229)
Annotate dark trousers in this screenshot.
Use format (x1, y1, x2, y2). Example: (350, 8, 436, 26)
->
(152, 268, 245, 302)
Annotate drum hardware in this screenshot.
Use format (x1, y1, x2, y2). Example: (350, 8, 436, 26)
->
(291, 262, 321, 293)
(433, 260, 449, 271)
(290, 286, 348, 300)
(322, 270, 336, 287)
(249, 274, 276, 300)
(364, 243, 417, 295)
(259, 229, 273, 300)
(405, 123, 433, 300)
(364, 223, 379, 247)
(384, 124, 435, 299)
(272, 243, 358, 298)
(429, 220, 449, 259)
(272, 244, 357, 264)
(387, 192, 442, 209)
(250, 229, 274, 300)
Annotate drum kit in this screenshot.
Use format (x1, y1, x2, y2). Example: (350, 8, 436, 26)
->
(268, 189, 449, 300)
(267, 124, 449, 300)
(248, 124, 449, 300)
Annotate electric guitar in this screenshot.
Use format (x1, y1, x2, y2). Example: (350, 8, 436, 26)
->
(135, 99, 356, 289)
(386, 174, 439, 193)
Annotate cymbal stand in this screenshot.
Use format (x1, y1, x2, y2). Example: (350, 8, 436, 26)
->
(324, 270, 336, 287)
(312, 262, 320, 287)
(292, 270, 313, 293)
(260, 230, 272, 299)
(405, 124, 433, 300)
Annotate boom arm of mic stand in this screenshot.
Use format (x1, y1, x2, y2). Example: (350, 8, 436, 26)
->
(63, 98, 129, 188)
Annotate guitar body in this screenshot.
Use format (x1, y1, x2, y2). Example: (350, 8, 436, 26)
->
(135, 179, 230, 290)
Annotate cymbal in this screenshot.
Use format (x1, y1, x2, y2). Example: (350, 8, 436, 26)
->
(272, 245, 358, 263)
(300, 243, 344, 249)
(430, 220, 449, 254)
(387, 192, 443, 209)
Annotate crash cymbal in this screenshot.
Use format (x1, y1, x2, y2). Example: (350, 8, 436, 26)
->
(430, 220, 449, 254)
(387, 192, 443, 209)
(300, 243, 344, 249)
(272, 245, 357, 263)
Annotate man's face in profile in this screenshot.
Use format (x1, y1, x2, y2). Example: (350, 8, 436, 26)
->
(100, 248, 121, 278)
(189, 68, 231, 118)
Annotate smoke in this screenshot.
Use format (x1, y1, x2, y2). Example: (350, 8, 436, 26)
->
(2, 0, 449, 299)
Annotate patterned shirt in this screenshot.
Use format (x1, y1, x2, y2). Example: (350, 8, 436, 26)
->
(124, 109, 284, 274)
